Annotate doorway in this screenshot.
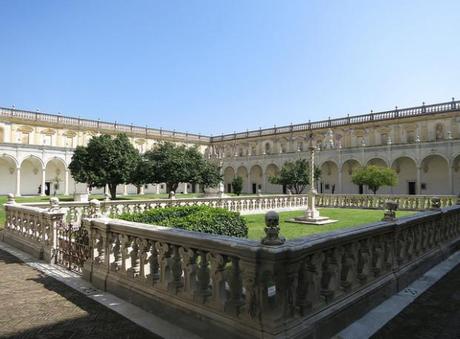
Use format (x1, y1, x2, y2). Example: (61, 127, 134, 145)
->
(252, 183, 257, 194)
(227, 183, 232, 193)
(408, 181, 416, 195)
(45, 182, 51, 196)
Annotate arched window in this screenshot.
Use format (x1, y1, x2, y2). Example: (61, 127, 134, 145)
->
(265, 143, 271, 154)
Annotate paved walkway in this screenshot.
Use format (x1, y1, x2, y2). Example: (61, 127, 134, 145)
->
(0, 249, 161, 339)
(372, 263, 460, 339)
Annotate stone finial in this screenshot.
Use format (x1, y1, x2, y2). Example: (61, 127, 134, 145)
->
(262, 211, 285, 246)
(89, 199, 102, 217)
(257, 189, 262, 197)
(49, 197, 60, 211)
(104, 192, 111, 201)
(382, 200, 398, 221)
(6, 193, 16, 205)
(169, 191, 176, 200)
(430, 197, 441, 210)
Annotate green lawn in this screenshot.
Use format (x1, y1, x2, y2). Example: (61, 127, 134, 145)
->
(243, 208, 416, 240)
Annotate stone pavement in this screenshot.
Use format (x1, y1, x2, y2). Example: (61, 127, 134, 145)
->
(0, 248, 161, 339)
(372, 263, 460, 339)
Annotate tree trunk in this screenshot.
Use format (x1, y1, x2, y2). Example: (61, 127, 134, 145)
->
(109, 184, 117, 200)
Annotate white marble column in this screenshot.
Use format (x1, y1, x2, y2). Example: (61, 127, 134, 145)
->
(155, 184, 160, 194)
(123, 184, 128, 196)
(139, 185, 145, 195)
(338, 170, 343, 194)
(41, 168, 46, 196)
(183, 183, 188, 194)
(64, 169, 69, 196)
(15, 168, 21, 197)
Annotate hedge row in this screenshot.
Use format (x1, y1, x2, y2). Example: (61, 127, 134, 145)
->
(118, 205, 248, 238)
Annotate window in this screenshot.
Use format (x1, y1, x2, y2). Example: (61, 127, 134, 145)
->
(265, 143, 271, 154)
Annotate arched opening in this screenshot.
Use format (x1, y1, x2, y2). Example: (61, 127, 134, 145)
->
(420, 155, 449, 195)
(249, 165, 263, 194)
(320, 161, 339, 194)
(341, 159, 361, 194)
(0, 155, 18, 194)
(366, 158, 390, 194)
(265, 164, 281, 193)
(223, 167, 235, 193)
(264, 142, 271, 154)
(45, 158, 67, 196)
(452, 155, 460, 195)
(391, 157, 417, 195)
(236, 166, 249, 193)
(20, 156, 43, 196)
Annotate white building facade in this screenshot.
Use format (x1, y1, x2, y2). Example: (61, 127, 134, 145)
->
(0, 107, 208, 196)
(1, 99, 460, 196)
(210, 99, 460, 196)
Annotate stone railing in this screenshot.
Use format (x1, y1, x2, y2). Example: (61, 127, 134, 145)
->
(25, 195, 310, 224)
(82, 203, 460, 338)
(316, 194, 456, 210)
(2, 196, 64, 261)
(0, 106, 210, 143)
(211, 99, 460, 141)
(3, 195, 460, 337)
(23, 194, 456, 225)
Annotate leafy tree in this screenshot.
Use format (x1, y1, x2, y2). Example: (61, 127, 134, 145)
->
(351, 165, 398, 194)
(232, 176, 244, 196)
(130, 157, 154, 194)
(198, 161, 222, 188)
(144, 142, 221, 192)
(269, 159, 321, 194)
(69, 134, 141, 199)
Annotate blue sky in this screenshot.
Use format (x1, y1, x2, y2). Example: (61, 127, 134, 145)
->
(1, 1, 459, 135)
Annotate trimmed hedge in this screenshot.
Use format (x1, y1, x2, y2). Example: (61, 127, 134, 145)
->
(118, 205, 248, 238)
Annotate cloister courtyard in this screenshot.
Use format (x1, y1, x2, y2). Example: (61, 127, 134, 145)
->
(1, 1, 460, 337)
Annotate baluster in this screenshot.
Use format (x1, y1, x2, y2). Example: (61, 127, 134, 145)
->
(179, 247, 197, 297)
(297, 252, 324, 315)
(146, 240, 160, 284)
(195, 250, 211, 303)
(357, 239, 371, 284)
(320, 248, 341, 303)
(110, 233, 122, 271)
(207, 253, 231, 311)
(340, 243, 357, 291)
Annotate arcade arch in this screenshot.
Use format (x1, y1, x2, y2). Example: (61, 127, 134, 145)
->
(249, 165, 263, 194)
(341, 159, 361, 194)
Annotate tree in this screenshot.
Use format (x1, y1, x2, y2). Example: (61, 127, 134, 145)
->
(69, 134, 141, 199)
(351, 165, 398, 194)
(269, 159, 321, 194)
(144, 142, 221, 192)
(232, 176, 244, 196)
(130, 157, 154, 194)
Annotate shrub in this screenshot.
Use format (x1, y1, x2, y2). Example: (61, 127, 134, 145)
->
(231, 176, 244, 196)
(118, 205, 248, 238)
